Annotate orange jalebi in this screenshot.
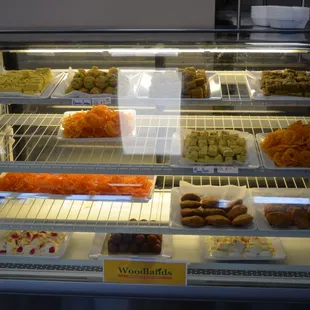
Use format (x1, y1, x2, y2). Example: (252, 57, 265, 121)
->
(62, 105, 133, 138)
(261, 121, 310, 167)
(0, 173, 152, 197)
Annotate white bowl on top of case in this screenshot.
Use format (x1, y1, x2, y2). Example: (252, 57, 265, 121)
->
(268, 5, 309, 29)
(292, 6, 310, 21)
(268, 6, 294, 20)
(251, 5, 269, 26)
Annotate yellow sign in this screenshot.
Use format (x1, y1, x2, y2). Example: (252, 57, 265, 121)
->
(104, 259, 187, 286)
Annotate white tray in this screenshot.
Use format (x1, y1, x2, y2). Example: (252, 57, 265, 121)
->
(256, 133, 309, 170)
(51, 68, 140, 99)
(0, 231, 72, 259)
(246, 71, 310, 101)
(169, 185, 256, 231)
(201, 236, 286, 261)
(88, 233, 173, 260)
(252, 188, 310, 232)
(57, 109, 136, 142)
(136, 70, 222, 101)
(0, 71, 64, 99)
(170, 129, 260, 169)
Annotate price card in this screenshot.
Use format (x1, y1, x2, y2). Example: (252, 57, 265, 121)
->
(71, 98, 92, 106)
(104, 259, 187, 286)
(92, 97, 112, 105)
(217, 166, 239, 174)
(193, 166, 214, 174)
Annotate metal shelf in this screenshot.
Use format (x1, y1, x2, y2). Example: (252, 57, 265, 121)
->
(2, 71, 310, 108)
(0, 175, 309, 236)
(0, 113, 309, 177)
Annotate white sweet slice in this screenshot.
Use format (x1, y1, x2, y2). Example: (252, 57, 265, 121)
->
(212, 250, 228, 257)
(231, 240, 245, 253)
(228, 251, 241, 258)
(260, 251, 272, 258)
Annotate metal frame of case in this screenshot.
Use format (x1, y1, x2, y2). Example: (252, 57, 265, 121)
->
(0, 28, 310, 301)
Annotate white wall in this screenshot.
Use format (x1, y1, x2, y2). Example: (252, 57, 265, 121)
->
(0, 0, 215, 29)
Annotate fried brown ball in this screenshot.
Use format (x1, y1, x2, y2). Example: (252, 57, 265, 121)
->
(98, 70, 107, 77)
(129, 244, 140, 254)
(129, 218, 137, 222)
(151, 244, 162, 254)
(87, 66, 101, 78)
(73, 72, 85, 79)
(201, 197, 219, 209)
(202, 208, 226, 217)
(232, 214, 253, 226)
(84, 76, 96, 90)
(108, 74, 118, 87)
(79, 87, 90, 93)
(264, 204, 285, 215)
(65, 86, 74, 94)
(78, 69, 87, 77)
(119, 243, 129, 253)
(180, 201, 201, 209)
(147, 235, 157, 245)
(108, 243, 119, 254)
(227, 205, 248, 220)
(122, 234, 133, 243)
(110, 233, 122, 244)
(141, 243, 149, 253)
(103, 86, 115, 94)
(156, 234, 162, 241)
(181, 216, 205, 228)
(90, 87, 101, 94)
(109, 67, 118, 75)
(181, 193, 201, 202)
(205, 215, 231, 226)
(95, 75, 108, 89)
(225, 199, 243, 212)
(135, 234, 145, 244)
(292, 208, 309, 229)
(266, 212, 292, 228)
(140, 219, 148, 222)
(71, 78, 84, 90)
(181, 208, 203, 217)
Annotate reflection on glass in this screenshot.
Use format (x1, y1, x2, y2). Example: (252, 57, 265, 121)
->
(254, 196, 310, 205)
(119, 68, 181, 156)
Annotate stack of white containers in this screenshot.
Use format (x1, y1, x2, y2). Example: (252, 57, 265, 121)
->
(251, 5, 309, 29)
(251, 6, 269, 27)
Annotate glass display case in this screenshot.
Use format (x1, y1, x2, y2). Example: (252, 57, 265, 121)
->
(0, 28, 310, 303)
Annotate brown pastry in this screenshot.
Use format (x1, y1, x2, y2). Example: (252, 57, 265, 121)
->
(266, 212, 292, 228)
(201, 197, 219, 209)
(307, 207, 310, 221)
(227, 205, 248, 220)
(292, 208, 309, 229)
(205, 215, 231, 226)
(181, 193, 201, 202)
(181, 216, 205, 228)
(225, 199, 243, 212)
(181, 208, 203, 217)
(202, 208, 226, 217)
(286, 206, 298, 218)
(264, 204, 285, 215)
(180, 200, 201, 209)
(232, 214, 253, 226)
